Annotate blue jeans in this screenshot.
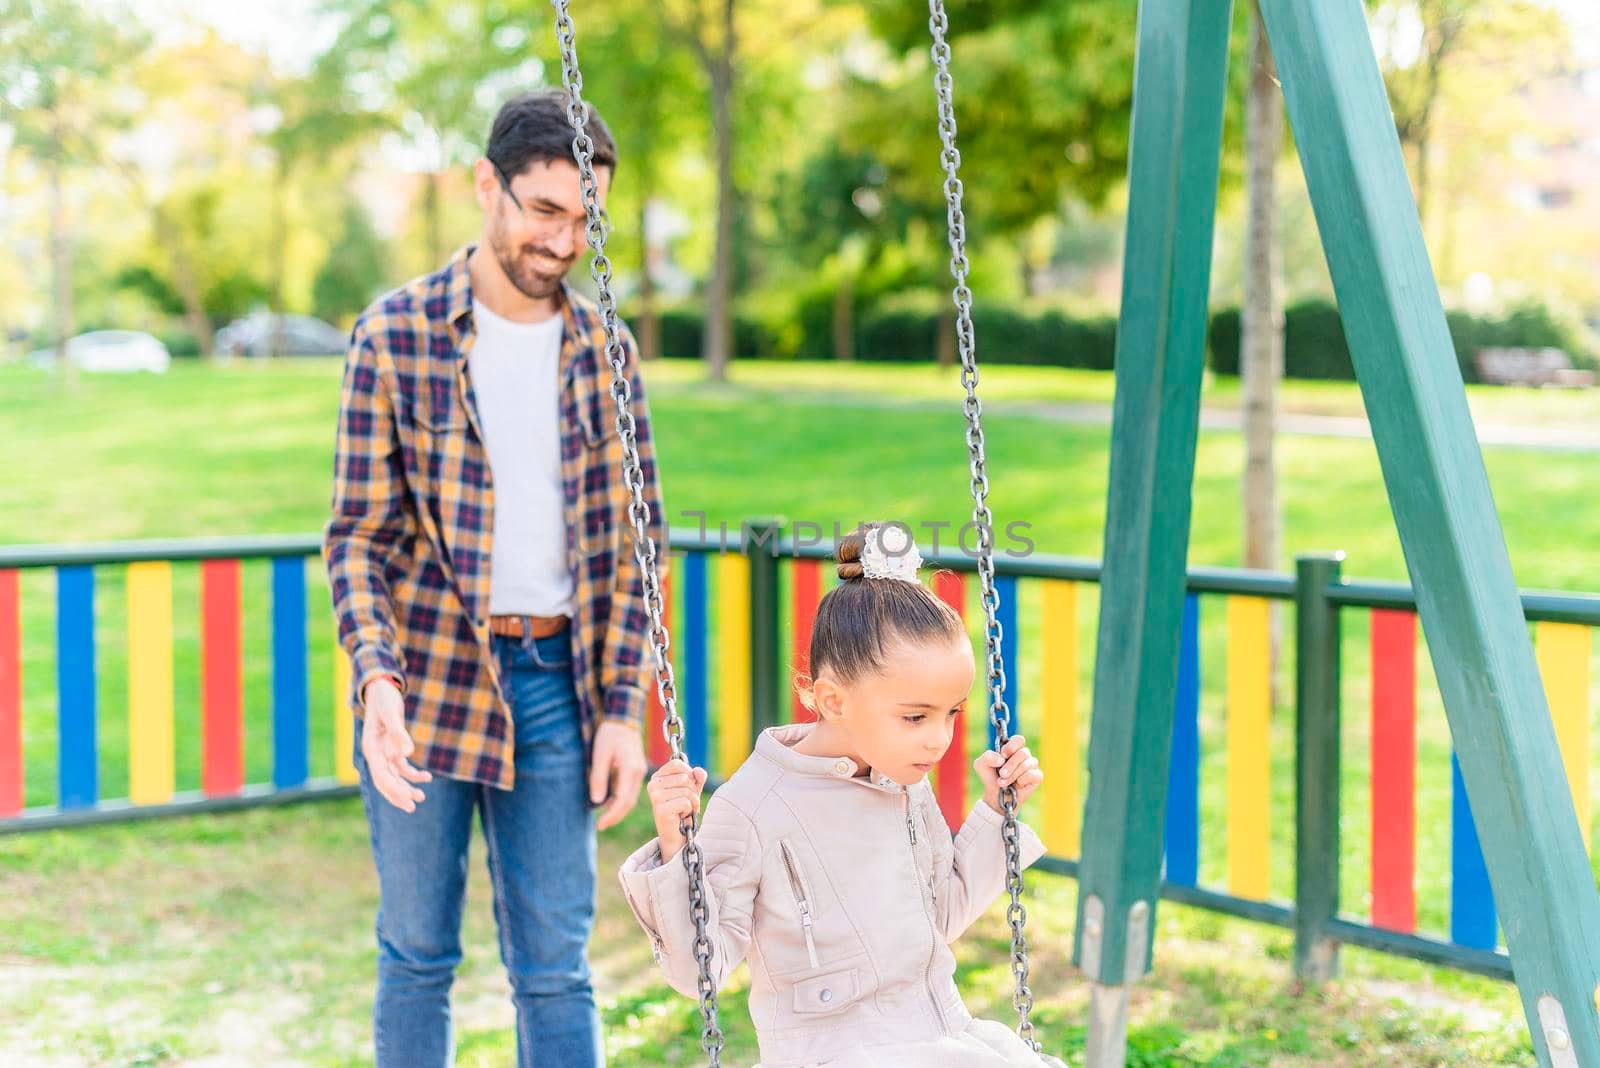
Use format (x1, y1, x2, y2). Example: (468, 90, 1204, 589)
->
(354, 631, 602, 1067)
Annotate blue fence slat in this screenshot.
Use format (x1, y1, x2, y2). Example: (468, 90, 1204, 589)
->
(684, 550, 709, 771)
(56, 565, 97, 810)
(1450, 754, 1497, 949)
(271, 557, 308, 789)
(1165, 593, 1202, 887)
(989, 575, 1021, 753)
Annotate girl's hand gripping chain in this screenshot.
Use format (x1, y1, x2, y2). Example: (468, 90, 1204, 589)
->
(647, 758, 709, 862)
(975, 733, 1043, 815)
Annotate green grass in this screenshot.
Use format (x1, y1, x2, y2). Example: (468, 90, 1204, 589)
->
(3, 356, 1593, 1064)
(639, 358, 1600, 433)
(2, 359, 1596, 585)
(0, 802, 1535, 1066)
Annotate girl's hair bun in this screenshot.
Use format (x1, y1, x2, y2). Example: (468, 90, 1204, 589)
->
(802, 521, 964, 697)
(835, 526, 869, 581)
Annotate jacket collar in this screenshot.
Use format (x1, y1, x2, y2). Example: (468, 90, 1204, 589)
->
(756, 724, 907, 793)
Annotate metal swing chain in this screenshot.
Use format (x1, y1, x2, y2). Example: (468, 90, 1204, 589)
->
(928, 0, 1038, 1051)
(551, 3, 724, 1063)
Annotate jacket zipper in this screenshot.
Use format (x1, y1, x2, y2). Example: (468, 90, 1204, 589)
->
(779, 840, 821, 970)
(904, 791, 947, 1034)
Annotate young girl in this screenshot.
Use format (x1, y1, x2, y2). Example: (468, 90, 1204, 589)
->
(619, 523, 1064, 1067)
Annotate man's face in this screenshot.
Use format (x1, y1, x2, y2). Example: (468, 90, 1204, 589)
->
(478, 157, 612, 301)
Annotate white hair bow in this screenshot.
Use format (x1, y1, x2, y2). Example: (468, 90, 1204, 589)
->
(859, 524, 924, 583)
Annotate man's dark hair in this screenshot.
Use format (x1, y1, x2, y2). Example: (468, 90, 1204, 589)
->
(486, 89, 618, 179)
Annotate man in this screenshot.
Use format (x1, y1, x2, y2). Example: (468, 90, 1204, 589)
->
(324, 89, 661, 1068)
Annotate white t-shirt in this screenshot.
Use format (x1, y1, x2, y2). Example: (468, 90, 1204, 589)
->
(468, 298, 575, 618)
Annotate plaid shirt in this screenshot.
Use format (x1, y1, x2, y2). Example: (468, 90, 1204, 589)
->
(323, 245, 666, 790)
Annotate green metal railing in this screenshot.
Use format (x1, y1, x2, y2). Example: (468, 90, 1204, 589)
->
(5, 525, 1599, 991)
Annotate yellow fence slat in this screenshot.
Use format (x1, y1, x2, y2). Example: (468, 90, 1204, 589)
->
(128, 561, 175, 805)
(1538, 621, 1591, 850)
(334, 642, 358, 786)
(1039, 579, 1079, 857)
(1227, 595, 1272, 900)
(717, 552, 752, 778)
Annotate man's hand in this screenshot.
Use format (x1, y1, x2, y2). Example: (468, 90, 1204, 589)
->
(360, 678, 432, 813)
(590, 719, 647, 831)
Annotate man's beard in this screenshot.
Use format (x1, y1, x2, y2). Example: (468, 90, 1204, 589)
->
(490, 217, 574, 300)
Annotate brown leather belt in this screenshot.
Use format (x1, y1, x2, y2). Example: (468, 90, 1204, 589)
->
(489, 614, 571, 639)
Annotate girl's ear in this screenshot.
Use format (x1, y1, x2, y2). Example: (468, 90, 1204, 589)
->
(811, 674, 845, 723)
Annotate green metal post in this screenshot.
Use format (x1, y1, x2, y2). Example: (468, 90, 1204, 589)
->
(1073, 1, 1233, 1062)
(1260, 1, 1600, 1062)
(745, 518, 784, 736)
(1294, 552, 1343, 984)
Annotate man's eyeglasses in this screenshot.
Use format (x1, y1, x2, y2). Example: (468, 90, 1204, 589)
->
(490, 158, 608, 239)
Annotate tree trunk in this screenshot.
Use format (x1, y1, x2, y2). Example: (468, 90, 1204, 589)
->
(424, 169, 444, 270)
(48, 147, 76, 387)
(832, 274, 855, 361)
(269, 157, 288, 359)
(701, 0, 736, 382)
(1414, 101, 1433, 233)
(1242, 4, 1282, 577)
(637, 194, 661, 360)
(1411, 10, 1463, 241)
(155, 206, 214, 358)
(1243, 5, 1285, 700)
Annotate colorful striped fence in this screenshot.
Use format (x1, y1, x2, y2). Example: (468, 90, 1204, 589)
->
(1360, 609, 1598, 954)
(6, 529, 1599, 991)
(0, 538, 356, 828)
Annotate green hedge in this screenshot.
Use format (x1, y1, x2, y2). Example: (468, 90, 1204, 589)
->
(159, 331, 202, 358)
(643, 304, 1120, 369)
(1208, 299, 1593, 383)
(657, 310, 783, 361)
(639, 299, 1591, 381)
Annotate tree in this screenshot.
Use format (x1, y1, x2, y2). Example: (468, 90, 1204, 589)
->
(1377, 0, 1470, 228)
(657, 0, 740, 379)
(854, 1, 1140, 224)
(0, 0, 146, 380)
(840, 2, 1142, 363)
(773, 143, 907, 360)
(533, 0, 704, 361)
(547, 0, 842, 374)
(1242, 0, 1283, 576)
(319, 1, 537, 272)
(1374, 0, 1571, 238)
(118, 33, 281, 357)
(248, 55, 389, 354)
(314, 199, 389, 326)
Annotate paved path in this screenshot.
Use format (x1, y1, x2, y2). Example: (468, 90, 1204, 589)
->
(672, 382, 1600, 452)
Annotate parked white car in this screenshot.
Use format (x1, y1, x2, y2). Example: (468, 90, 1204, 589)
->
(27, 331, 171, 373)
